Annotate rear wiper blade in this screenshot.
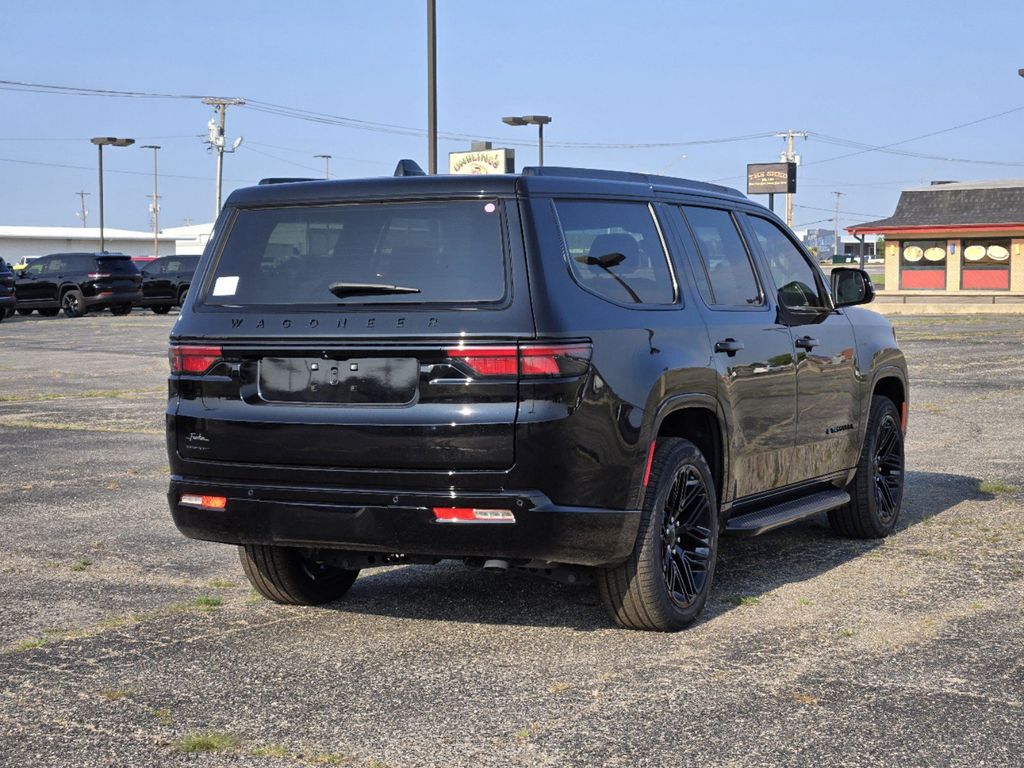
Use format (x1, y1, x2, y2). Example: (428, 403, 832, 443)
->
(328, 281, 421, 298)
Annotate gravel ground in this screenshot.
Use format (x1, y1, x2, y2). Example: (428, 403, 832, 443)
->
(1, 309, 1022, 767)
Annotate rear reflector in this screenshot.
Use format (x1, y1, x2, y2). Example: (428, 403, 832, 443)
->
(446, 342, 591, 378)
(180, 493, 228, 510)
(433, 507, 516, 524)
(169, 345, 222, 375)
(642, 441, 657, 486)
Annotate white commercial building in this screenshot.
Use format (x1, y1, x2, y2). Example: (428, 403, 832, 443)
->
(0, 223, 215, 263)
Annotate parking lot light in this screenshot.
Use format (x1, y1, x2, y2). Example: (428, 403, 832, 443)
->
(502, 115, 552, 166)
(90, 136, 135, 252)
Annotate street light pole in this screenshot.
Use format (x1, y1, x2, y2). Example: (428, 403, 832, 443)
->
(203, 98, 245, 218)
(315, 154, 332, 179)
(141, 145, 160, 256)
(427, 0, 437, 174)
(90, 137, 135, 253)
(502, 115, 552, 167)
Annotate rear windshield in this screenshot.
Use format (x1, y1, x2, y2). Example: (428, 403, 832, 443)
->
(204, 200, 506, 306)
(97, 256, 138, 274)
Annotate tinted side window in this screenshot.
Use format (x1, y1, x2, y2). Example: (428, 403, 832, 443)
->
(746, 216, 826, 309)
(680, 207, 762, 307)
(554, 200, 674, 305)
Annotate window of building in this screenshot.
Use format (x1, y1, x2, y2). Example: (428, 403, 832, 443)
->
(899, 239, 947, 290)
(554, 200, 675, 305)
(680, 206, 762, 307)
(961, 238, 1010, 290)
(746, 215, 826, 310)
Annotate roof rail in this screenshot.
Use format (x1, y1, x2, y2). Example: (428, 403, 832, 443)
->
(521, 166, 745, 198)
(258, 177, 316, 185)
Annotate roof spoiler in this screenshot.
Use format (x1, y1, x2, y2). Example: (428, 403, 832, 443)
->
(394, 159, 426, 177)
(258, 177, 316, 185)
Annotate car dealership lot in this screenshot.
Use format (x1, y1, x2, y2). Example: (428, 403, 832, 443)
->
(1, 312, 1022, 767)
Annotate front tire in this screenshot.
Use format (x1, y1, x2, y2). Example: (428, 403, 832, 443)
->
(828, 395, 905, 539)
(109, 304, 132, 316)
(151, 305, 172, 315)
(597, 438, 719, 631)
(239, 545, 360, 605)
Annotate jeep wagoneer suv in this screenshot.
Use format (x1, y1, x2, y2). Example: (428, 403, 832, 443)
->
(166, 165, 907, 631)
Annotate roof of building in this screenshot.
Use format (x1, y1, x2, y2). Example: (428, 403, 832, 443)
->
(848, 180, 1024, 233)
(0, 225, 174, 240)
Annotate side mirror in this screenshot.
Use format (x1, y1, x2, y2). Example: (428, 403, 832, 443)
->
(831, 267, 875, 307)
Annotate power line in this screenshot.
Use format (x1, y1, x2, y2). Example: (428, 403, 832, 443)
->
(794, 203, 886, 218)
(0, 154, 254, 183)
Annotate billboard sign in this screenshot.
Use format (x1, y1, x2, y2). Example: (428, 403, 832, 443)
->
(747, 162, 797, 195)
(448, 148, 515, 175)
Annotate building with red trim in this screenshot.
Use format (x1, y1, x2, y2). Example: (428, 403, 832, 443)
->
(848, 180, 1024, 295)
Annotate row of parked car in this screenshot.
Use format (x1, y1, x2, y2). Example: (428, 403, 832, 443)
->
(0, 253, 197, 320)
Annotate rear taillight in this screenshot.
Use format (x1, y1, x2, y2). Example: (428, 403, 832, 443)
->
(87, 272, 112, 280)
(180, 494, 228, 510)
(169, 345, 222, 375)
(446, 342, 591, 378)
(433, 507, 516, 524)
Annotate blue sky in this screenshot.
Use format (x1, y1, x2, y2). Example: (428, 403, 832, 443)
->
(2, 0, 1023, 232)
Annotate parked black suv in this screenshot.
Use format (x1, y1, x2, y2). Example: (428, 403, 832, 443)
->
(14, 252, 142, 317)
(0, 257, 14, 321)
(166, 166, 908, 631)
(136, 255, 200, 314)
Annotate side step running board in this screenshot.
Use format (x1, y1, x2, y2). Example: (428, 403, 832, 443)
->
(724, 489, 850, 536)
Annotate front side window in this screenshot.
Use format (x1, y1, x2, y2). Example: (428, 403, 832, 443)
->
(746, 215, 826, 309)
(961, 238, 1010, 290)
(205, 200, 506, 306)
(554, 200, 675, 305)
(900, 239, 947, 290)
(681, 206, 762, 307)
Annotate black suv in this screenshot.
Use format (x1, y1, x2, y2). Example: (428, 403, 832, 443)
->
(166, 166, 908, 631)
(0, 257, 14, 321)
(136, 255, 200, 314)
(14, 252, 142, 317)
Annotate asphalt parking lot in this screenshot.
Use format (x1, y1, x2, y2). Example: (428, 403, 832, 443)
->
(1, 310, 1022, 767)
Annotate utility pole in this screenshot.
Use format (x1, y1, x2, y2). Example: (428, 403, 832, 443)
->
(775, 130, 807, 227)
(315, 154, 332, 179)
(203, 97, 245, 218)
(76, 191, 90, 227)
(426, 0, 437, 173)
(832, 191, 845, 259)
(141, 145, 160, 256)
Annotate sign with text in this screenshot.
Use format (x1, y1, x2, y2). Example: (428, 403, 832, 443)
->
(448, 148, 515, 175)
(746, 162, 797, 195)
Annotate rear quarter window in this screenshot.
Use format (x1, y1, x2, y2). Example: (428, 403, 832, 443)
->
(553, 200, 675, 305)
(203, 200, 506, 307)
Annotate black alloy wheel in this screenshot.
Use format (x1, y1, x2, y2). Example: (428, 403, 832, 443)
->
(828, 395, 905, 538)
(62, 290, 86, 318)
(597, 437, 719, 631)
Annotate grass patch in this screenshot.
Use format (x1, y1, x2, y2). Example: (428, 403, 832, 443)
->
(174, 731, 239, 753)
(193, 596, 223, 611)
(151, 708, 173, 726)
(207, 579, 236, 589)
(0, 417, 163, 436)
(98, 688, 134, 701)
(310, 753, 350, 766)
(0, 388, 163, 403)
(70, 557, 92, 572)
(723, 595, 761, 607)
(838, 628, 857, 638)
(979, 479, 1017, 495)
(14, 637, 46, 652)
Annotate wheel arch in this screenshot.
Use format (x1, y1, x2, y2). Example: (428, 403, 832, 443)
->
(648, 395, 728, 510)
(870, 368, 908, 431)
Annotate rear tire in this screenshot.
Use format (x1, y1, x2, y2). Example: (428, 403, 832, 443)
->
(239, 545, 360, 605)
(16, 309, 33, 316)
(38, 308, 59, 317)
(151, 305, 172, 315)
(597, 438, 719, 631)
(828, 395, 905, 539)
(110, 304, 131, 316)
(62, 290, 86, 318)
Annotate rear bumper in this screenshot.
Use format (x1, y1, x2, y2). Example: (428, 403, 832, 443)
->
(83, 289, 141, 307)
(168, 476, 640, 567)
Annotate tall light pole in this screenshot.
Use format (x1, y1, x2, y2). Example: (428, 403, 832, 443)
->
(502, 115, 552, 166)
(75, 191, 90, 227)
(203, 97, 245, 218)
(315, 154, 332, 179)
(90, 137, 135, 253)
(427, 0, 437, 174)
(141, 145, 160, 256)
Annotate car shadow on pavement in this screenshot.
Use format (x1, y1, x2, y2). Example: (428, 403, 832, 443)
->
(320, 470, 989, 631)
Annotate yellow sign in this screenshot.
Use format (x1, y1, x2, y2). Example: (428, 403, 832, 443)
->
(448, 148, 514, 175)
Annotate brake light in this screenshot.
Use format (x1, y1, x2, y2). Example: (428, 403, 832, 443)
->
(87, 272, 112, 280)
(446, 342, 591, 378)
(169, 345, 222, 375)
(180, 494, 228, 510)
(433, 507, 516, 524)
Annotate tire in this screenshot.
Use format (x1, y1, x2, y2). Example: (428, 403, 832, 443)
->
(239, 545, 360, 606)
(16, 309, 33, 316)
(597, 438, 719, 631)
(177, 287, 189, 307)
(62, 290, 86, 318)
(110, 304, 132, 316)
(38, 308, 60, 317)
(151, 305, 172, 315)
(828, 395, 905, 539)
